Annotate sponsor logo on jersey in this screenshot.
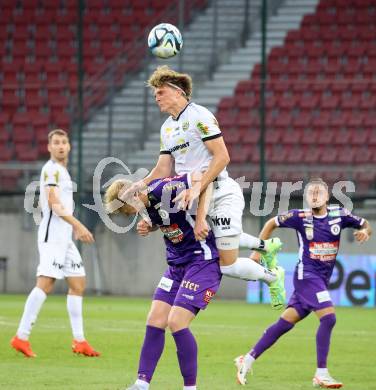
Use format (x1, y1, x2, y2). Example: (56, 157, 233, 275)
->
(182, 293, 194, 301)
(211, 216, 231, 227)
(279, 212, 293, 223)
(163, 181, 186, 191)
(160, 223, 184, 243)
(158, 276, 173, 292)
(71, 261, 83, 269)
(197, 121, 209, 136)
(52, 260, 63, 269)
(169, 141, 190, 153)
(309, 241, 339, 261)
(203, 289, 215, 303)
(181, 279, 200, 291)
(316, 290, 331, 303)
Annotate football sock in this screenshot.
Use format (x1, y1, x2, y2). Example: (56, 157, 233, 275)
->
(17, 287, 47, 340)
(239, 232, 262, 249)
(316, 368, 329, 376)
(183, 386, 197, 390)
(220, 257, 276, 282)
(250, 317, 294, 359)
(316, 314, 336, 368)
(172, 328, 197, 387)
(138, 325, 165, 383)
(67, 295, 85, 341)
(134, 379, 149, 390)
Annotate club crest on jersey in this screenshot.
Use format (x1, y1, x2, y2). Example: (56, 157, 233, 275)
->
(305, 226, 314, 240)
(158, 209, 169, 219)
(182, 121, 189, 131)
(330, 224, 341, 235)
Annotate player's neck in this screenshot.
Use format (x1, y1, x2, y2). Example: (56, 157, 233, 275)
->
(311, 205, 327, 217)
(51, 156, 68, 167)
(170, 99, 189, 119)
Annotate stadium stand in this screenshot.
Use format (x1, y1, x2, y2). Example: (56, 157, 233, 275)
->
(0, 0, 207, 163)
(217, 0, 376, 191)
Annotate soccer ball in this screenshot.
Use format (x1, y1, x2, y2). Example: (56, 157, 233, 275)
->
(147, 23, 183, 59)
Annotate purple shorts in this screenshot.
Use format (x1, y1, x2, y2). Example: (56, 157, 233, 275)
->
(287, 276, 333, 319)
(153, 258, 222, 315)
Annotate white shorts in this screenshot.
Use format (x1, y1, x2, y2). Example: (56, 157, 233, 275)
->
(37, 241, 86, 280)
(208, 177, 244, 238)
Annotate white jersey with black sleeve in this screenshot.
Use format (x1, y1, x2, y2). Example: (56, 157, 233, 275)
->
(38, 160, 74, 243)
(159, 102, 229, 180)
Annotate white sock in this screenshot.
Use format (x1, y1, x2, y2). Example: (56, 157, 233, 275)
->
(220, 258, 277, 283)
(67, 295, 85, 341)
(239, 232, 261, 249)
(183, 386, 197, 390)
(135, 379, 150, 389)
(245, 353, 256, 369)
(316, 368, 329, 376)
(17, 287, 47, 340)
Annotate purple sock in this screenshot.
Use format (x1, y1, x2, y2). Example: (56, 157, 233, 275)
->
(316, 313, 336, 368)
(137, 325, 165, 383)
(172, 328, 197, 386)
(250, 317, 294, 359)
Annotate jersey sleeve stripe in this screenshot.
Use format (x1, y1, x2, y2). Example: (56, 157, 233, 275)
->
(44, 210, 53, 242)
(202, 133, 222, 142)
(160, 151, 171, 155)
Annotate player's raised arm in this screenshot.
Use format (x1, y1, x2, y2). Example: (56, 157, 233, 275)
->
(250, 217, 278, 262)
(354, 219, 372, 243)
(46, 186, 94, 243)
(194, 178, 213, 241)
(120, 149, 173, 200)
(200, 136, 230, 192)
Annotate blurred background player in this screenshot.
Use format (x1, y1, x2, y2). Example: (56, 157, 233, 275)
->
(10, 129, 99, 358)
(122, 65, 285, 308)
(105, 173, 221, 390)
(235, 178, 372, 388)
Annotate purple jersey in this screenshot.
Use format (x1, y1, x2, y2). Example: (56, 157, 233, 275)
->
(275, 206, 364, 283)
(146, 174, 218, 266)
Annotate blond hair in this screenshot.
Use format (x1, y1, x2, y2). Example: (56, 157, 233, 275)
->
(307, 177, 329, 192)
(48, 129, 69, 143)
(104, 179, 133, 214)
(147, 65, 192, 99)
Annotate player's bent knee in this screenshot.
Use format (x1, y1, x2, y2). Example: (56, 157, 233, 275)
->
(147, 312, 168, 329)
(321, 313, 336, 328)
(167, 316, 186, 333)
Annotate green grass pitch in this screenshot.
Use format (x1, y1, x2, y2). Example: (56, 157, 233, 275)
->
(0, 295, 374, 390)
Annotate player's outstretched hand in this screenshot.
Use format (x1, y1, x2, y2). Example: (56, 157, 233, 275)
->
(119, 179, 147, 202)
(74, 222, 95, 243)
(137, 219, 153, 237)
(194, 218, 209, 241)
(354, 229, 370, 243)
(173, 186, 201, 210)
